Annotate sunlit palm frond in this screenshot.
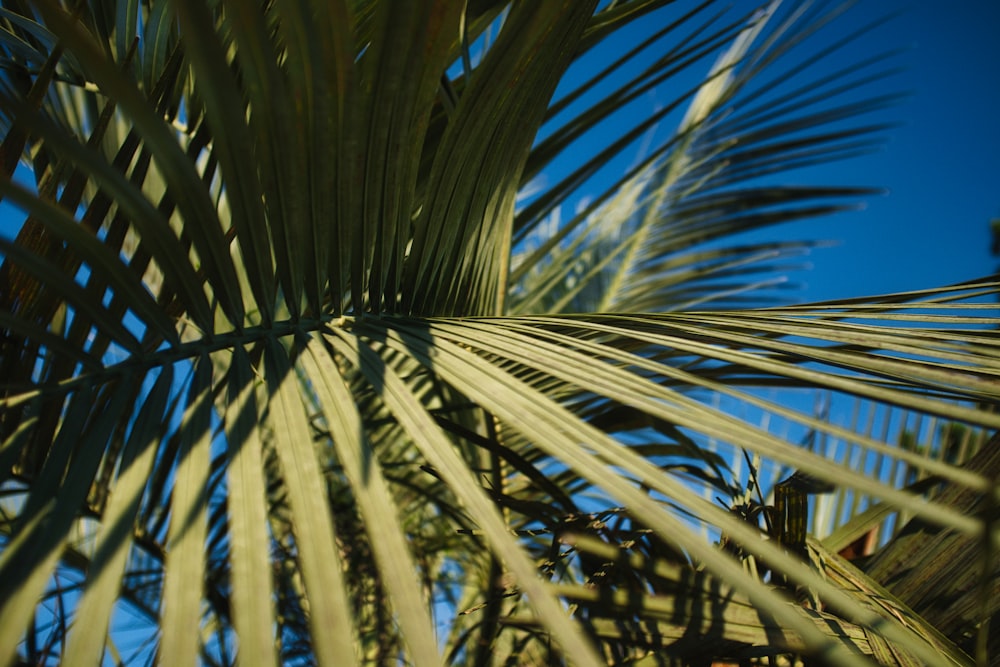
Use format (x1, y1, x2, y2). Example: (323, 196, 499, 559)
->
(0, 2, 997, 666)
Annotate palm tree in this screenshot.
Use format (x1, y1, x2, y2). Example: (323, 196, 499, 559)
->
(0, 1, 996, 665)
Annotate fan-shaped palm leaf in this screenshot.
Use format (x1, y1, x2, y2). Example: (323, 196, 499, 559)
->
(0, 2, 996, 666)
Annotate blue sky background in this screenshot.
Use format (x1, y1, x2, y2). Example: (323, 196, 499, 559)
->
(524, 0, 1000, 310)
(753, 0, 1000, 301)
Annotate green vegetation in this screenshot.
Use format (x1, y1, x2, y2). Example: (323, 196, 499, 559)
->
(0, 2, 997, 665)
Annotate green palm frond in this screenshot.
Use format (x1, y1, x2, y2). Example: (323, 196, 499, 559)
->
(0, 2, 997, 666)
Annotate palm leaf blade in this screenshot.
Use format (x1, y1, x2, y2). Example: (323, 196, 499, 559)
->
(159, 357, 213, 665)
(222, 347, 279, 666)
(262, 335, 359, 665)
(63, 368, 173, 666)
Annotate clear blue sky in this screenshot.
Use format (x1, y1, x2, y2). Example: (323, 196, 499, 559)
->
(764, 0, 1000, 301)
(534, 0, 1000, 307)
